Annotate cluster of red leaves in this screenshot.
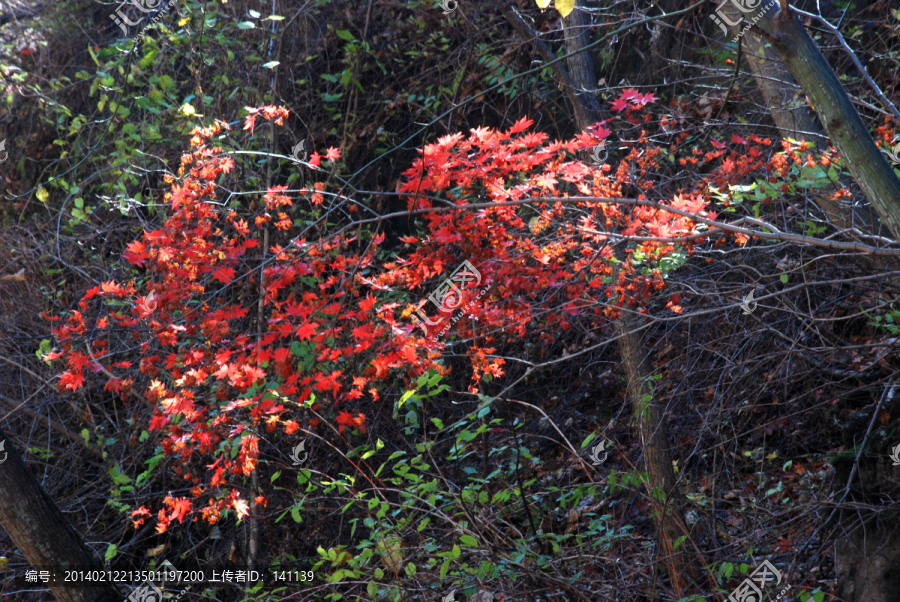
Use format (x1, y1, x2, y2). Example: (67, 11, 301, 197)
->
(48, 111, 441, 532)
(374, 95, 716, 384)
(48, 95, 728, 533)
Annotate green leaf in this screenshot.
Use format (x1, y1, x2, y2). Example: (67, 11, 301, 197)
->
(336, 29, 355, 41)
(581, 432, 597, 449)
(36, 339, 53, 362)
(430, 418, 444, 430)
(398, 390, 415, 409)
(812, 592, 824, 602)
(440, 558, 450, 581)
(104, 544, 117, 563)
(36, 188, 49, 203)
(459, 535, 477, 547)
(271, 470, 281, 483)
(780, 273, 789, 284)
(237, 21, 256, 29)
(367, 580, 378, 598)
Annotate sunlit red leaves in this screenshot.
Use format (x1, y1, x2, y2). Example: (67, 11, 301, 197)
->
(123, 240, 149, 267)
(164, 496, 193, 525)
(232, 497, 250, 521)
(131, 506, 152, 529)
(58, 371, 85, 392)
(238, 435, 259, 476)
(242, 105, 289, 135)
(45, 106, 721, 537)
(295, 322, 317, 340)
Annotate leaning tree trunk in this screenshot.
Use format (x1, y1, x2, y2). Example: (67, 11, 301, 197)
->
(494, 0, 704, 595)
(754, 0, 900, 242)
(0, 428, 122, 602)
(719, 4, 886, 240)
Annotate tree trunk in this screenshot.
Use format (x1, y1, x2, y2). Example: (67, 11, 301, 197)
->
(561, 2, 603, 131)
(498, 0, 703, 594)
(612, 311, 701, 595)
(561, 3, 701, 594)
(755, 1, 900, 242)
(0, 428, 122, 602)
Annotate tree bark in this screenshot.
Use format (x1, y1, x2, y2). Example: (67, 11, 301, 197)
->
(754, 1, 900, 242)
(0, 428, 122, 602)
(561, 2, 603, 130)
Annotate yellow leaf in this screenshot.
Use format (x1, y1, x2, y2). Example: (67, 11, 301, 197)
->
(376, 536, 404, 573)
(0, 268, 25, 282)
(147, 544, 166, 557)
(535, 0, 552, 9)
(36, 187, 49, 203)
(556, 0, 575, 17)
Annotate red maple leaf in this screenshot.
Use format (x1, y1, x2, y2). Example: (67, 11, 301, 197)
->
(232, 497, 250, 520)
(123, 240, 149, 267)
(167, 497, 192, 524)
(59, 371, 85, 392)
(610, 98, 629, 112)
(336, 411, 353, 433)
(296, 322, 317, 340)
(212, 266, 236, 284)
